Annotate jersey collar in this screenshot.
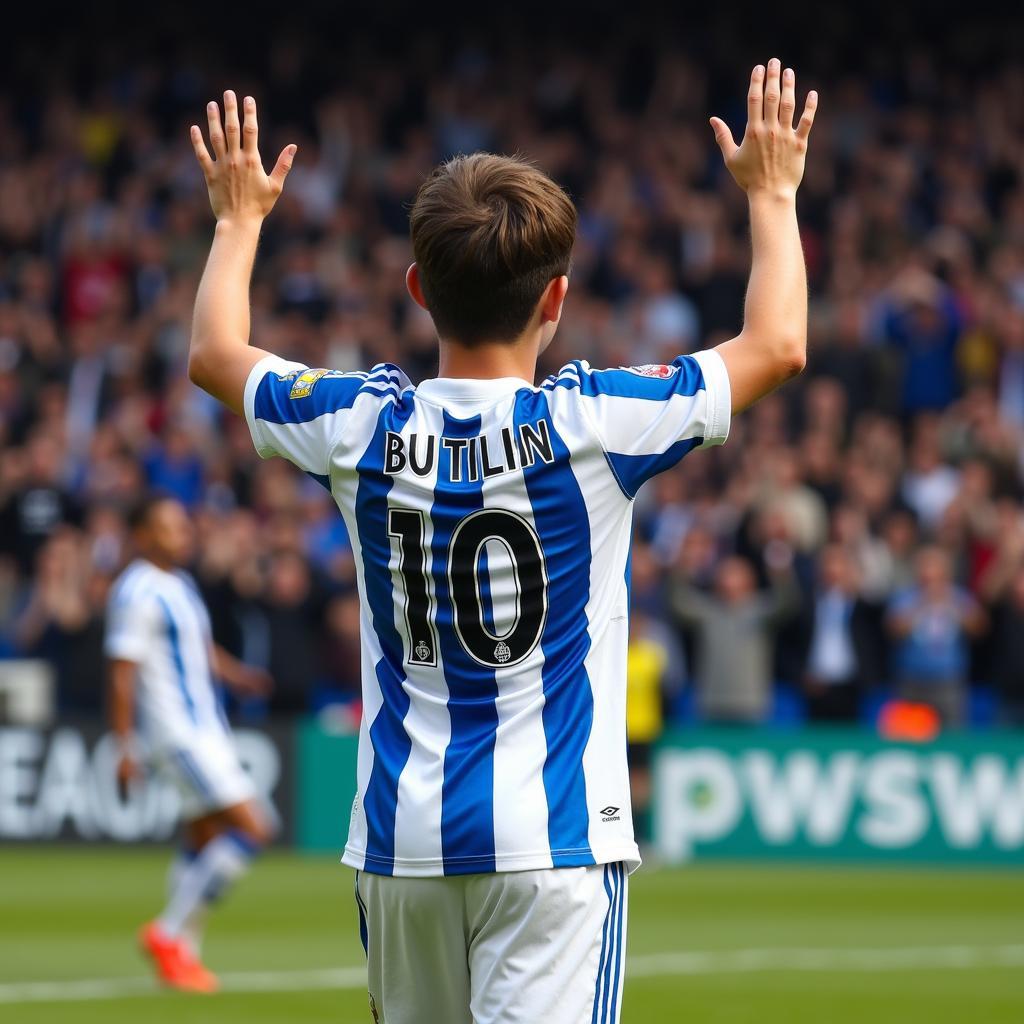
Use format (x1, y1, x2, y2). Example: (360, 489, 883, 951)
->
(415, 376, 533, 403)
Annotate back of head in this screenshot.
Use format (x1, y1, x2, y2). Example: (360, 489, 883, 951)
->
(409, 153, 577, 346)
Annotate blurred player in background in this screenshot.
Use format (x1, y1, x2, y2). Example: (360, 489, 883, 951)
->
(184, 56, 815, 1023)
(106, 495, 274, 992)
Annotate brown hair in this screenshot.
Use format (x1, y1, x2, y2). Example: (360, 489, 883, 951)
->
(409, 153, 577, 346)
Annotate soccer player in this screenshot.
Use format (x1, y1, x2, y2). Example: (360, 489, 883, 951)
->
(106, 495, 274, 992)
(186, 57, 815, 1023)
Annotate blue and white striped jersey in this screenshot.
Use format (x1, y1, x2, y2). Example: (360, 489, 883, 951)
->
(244, 350, 731, 876)
(105, 559, 226, 747)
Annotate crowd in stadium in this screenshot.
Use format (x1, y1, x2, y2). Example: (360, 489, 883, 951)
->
(1, 18, 1023, 730)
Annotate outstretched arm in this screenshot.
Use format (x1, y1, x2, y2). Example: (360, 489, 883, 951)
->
(709, 60, 818, 413)
(187, 91, 297, 414)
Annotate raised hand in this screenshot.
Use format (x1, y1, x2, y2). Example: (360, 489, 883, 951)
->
(710, 59, 817, 200)
(190, 92, 297, 224)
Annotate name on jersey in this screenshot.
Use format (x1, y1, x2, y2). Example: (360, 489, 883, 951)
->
(383, 421, 555, 482)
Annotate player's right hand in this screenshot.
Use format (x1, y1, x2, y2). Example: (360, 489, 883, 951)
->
(709, 59, 817, 201)
(190, 92, 297, 224)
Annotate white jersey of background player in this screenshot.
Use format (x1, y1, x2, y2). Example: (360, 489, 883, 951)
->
(186, 58, 816, 1024)
(106, 495, 274, 993)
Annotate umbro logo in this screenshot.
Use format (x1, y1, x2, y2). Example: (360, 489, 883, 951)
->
(600, 805, 621, 822)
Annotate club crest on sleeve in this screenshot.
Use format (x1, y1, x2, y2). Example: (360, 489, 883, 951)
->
(286, 368, 329, 399)
(621, 363, 677, 379)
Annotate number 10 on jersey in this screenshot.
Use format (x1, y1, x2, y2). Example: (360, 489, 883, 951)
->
(387, 507, 549, 671)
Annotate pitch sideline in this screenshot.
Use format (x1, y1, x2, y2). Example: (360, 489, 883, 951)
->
(2, 944, 1023, 1005)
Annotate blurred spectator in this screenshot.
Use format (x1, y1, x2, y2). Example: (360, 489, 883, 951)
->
(801, 545, 881, 722)
(320, 591, 363, 703)
(877, 270, 964, 414)
(901, 420, 960, 532)
(0, 434, 81, 574)
(980, 521, 1024, 727)
(143, 426, 205, 507)
(886, 547, 986, 726)
(12, 528, 109, 712)
(669, 549, 799, 724)
(986, 565, 1024, 727)
(262, 550, 328, 715)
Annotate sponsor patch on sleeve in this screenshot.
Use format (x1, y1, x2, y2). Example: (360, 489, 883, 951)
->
(286, 368, 329, 399)
(621, 363, 677, 379)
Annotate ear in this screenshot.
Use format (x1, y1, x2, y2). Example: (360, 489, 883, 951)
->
(539, 275, 569, 324)
(406, 263, 429, 311)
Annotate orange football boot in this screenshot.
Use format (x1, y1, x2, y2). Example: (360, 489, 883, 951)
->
(138, 921, 219, 993)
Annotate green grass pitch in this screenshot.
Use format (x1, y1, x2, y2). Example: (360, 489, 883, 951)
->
(1, 847, 1022, 1022)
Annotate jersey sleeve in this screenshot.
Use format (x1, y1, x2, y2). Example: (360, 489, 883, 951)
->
(243, 355, 397, 477)
(571, 348, 731, 498)
(104, 589, 156, 663)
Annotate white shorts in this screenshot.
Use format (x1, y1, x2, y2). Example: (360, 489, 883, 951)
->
(354, 862, 628, 1024)
(154, 732, 256, 820)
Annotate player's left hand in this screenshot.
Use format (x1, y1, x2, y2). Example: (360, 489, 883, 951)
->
(191, 92, 297, 224)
